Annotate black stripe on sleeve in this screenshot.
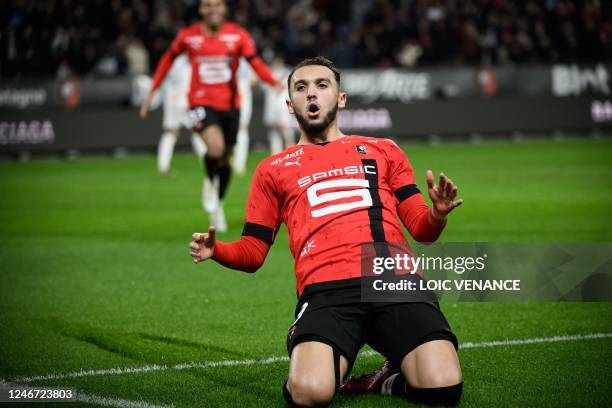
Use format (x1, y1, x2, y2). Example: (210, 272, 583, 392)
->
(242, 222, 275, 244)
(394, 184, 421, 203)
(245, 54, 257, 61)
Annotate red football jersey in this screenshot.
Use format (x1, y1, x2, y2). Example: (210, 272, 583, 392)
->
(151, 22, 275, 111)
(243, 136, 423, 295)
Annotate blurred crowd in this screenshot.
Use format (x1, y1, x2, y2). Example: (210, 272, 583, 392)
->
(1, 0, 611, 79)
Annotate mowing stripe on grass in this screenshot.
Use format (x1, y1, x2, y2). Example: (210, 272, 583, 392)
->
(0, 379, 173, 408)
(12, 332, 612, 383)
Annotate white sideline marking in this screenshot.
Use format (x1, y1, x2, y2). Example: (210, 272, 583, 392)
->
(0, 379, 172, 408)
(78, 393, 174, 408)
(458, 332, 612, 349)
(11, 332, 612, 384)
(14, 356, 290, 383)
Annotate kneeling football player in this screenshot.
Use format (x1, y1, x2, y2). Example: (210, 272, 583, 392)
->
(190, 56, 464, 407)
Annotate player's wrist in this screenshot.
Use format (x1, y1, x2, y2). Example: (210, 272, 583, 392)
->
(210, 241, 221, 261)
(428, 206, 447, 227)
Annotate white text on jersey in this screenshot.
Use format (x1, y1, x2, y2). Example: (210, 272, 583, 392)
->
(298, 164, 377, 188)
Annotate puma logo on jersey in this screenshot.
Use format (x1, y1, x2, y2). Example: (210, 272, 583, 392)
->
(284, 157, 301, 167)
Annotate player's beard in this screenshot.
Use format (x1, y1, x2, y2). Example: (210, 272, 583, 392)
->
(294, 102, 338, 136)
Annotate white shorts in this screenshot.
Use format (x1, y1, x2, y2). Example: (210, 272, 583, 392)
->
(238, 82, 252, 127)
(263, 92, 290, 127)
(163, 90, 190, 130)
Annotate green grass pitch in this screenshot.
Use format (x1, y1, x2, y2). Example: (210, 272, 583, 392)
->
(1, 138, 611, 407)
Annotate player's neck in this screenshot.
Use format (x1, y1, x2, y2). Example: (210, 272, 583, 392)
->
(297, 126, 345, 145)
(202, 21, 224, 35)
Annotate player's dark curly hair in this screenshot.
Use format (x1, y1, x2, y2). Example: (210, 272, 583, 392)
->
(287, 56, 341, 93)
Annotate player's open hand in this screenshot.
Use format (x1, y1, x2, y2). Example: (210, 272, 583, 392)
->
(426, 170, 464, 222)
(190, 227, 216, 264)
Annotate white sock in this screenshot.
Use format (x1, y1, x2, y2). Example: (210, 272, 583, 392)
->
(215, 200, 227, 232)
(268, 129, 283, 154)
(190, 133, 207, 159)
(202, 175, 219, 212)
(157, 132, 176, 174)
(233, 127, 249, 174)
(381, 373, 399, 396)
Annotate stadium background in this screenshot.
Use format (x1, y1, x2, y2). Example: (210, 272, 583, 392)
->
(1, 1, 611, 407)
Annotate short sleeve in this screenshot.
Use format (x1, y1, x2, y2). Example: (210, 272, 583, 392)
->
(386, 140, 421, 204)
(242, 162, 281, 244)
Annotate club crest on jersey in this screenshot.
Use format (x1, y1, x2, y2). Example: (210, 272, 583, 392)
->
(221, 34, 240, 50)
(221, 34, 240, 42)
(356, 145, 368, 154)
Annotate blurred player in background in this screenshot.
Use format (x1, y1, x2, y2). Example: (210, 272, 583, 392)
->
(263, 54, 295, 154)
(190, 57, 464, 407)
(140, 0, 281, 231)
(232, 58, 257, 175)
(157, 54, 207, 176)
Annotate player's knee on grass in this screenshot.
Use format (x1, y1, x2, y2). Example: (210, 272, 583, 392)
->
(391, 339, 463, 405)
(401, 339, 462, 389)
(426, 368, 462, 389)
(285, 377, 335, 407)
(405, 362, 462, 390)
(285, 341, 346, 407)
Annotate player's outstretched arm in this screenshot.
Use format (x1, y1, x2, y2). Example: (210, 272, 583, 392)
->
(425, 170, 464, 225)
(240, 30, 279, 89)
(140, 49, 177, 119)
(189, 227, 272, 273)
(248, 56, 280, 89)
(140, 31, 183, 119)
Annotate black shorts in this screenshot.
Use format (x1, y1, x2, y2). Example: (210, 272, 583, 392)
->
(188, 106, 240, 146)
(286, 278, 458, 372)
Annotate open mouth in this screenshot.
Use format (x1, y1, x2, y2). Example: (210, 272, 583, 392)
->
(307, 102, 320, 118)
